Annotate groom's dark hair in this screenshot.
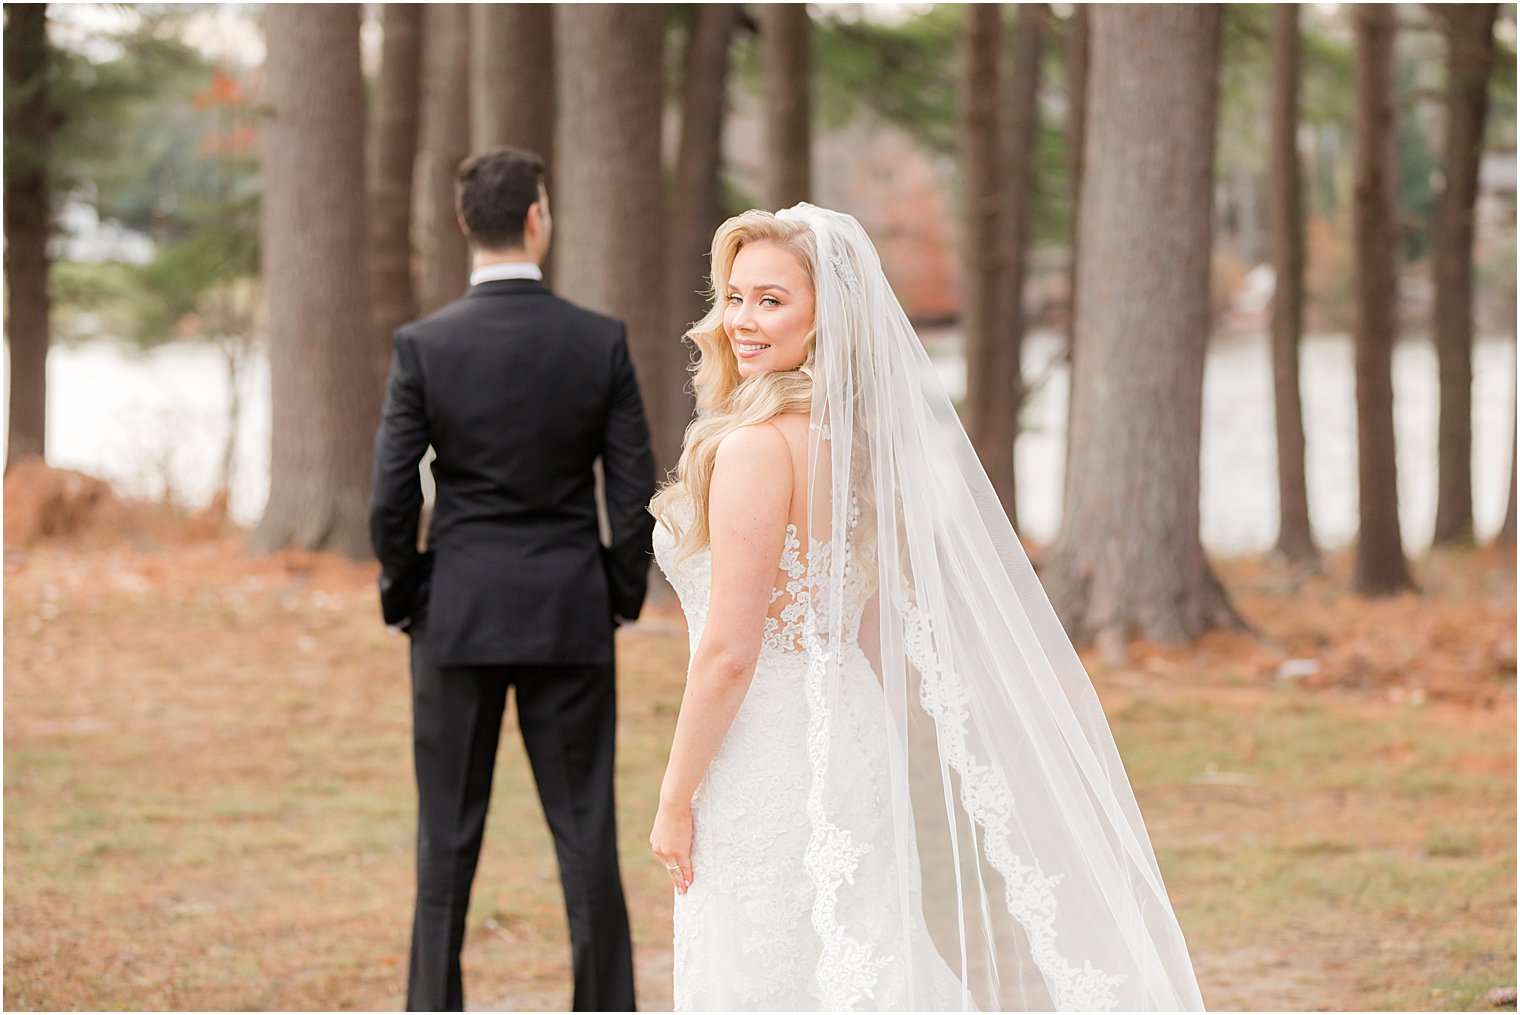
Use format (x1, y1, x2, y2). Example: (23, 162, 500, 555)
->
(455, 147, 546, 251)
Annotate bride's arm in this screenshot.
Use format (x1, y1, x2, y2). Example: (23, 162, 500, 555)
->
(650, 422, 792, 893)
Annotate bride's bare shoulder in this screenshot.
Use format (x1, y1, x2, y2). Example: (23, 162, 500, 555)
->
(710, 423, 794, 529)
(713, 420, 792, 473)
(752, 411, 809, 457)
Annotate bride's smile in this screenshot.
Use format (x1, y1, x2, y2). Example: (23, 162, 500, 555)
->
(722, 240, 815, 377)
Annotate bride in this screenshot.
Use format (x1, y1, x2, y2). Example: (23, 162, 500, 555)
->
(648, 204, 1205, 1012)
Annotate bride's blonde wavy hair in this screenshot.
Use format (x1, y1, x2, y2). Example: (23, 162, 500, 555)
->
(649, 210, 818, 564)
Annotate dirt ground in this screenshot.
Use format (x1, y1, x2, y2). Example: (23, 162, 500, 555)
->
(3, 483, 1515, 1011)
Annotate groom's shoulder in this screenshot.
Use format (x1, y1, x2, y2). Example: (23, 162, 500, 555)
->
(396, 289, 625, 349)
(542, 291, 625, 343)
(396, 292, 481, 340)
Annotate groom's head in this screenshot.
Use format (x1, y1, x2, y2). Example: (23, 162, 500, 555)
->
(455, 147, 551, 265)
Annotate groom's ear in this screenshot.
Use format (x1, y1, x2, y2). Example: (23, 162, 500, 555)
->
(456, 211, 471, 241)
(530, 183, 550, 230)
(525, 200, 549, 249)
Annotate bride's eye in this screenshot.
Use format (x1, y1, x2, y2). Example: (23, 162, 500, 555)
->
(760, 296, 781, 307)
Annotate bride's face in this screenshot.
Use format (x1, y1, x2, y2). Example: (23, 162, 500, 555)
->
(723, 241, 815, 378)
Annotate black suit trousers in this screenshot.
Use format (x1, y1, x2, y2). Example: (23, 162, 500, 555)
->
(405, 625, 635, 1012)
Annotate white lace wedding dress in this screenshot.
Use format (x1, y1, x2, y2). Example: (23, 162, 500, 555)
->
(653, 501, 967, 1011)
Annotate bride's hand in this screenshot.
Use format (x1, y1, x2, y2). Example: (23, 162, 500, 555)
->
(649, 800, 693, 895)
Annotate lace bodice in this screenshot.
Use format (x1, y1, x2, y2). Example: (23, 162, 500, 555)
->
(651, 498, 875, 660)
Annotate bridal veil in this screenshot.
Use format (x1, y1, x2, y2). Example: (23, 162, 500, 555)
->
(775, 202, 1206, 1011)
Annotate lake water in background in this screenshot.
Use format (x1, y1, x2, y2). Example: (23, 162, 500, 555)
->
(11, 328, 1516, 556)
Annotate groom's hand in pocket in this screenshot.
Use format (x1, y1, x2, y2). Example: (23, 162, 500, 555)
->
(650, 800, 693, 895)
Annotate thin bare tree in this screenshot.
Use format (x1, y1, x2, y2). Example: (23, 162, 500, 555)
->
(1269, 4, 1321, 570)
(668, 4, 743, 449)
(985, 2, 1044, 527)
(4, 3, 52, 470)
(370, 4, 422, 383)
(1498, 409, 1517, 549)
(1430, 3, 1499, 545)
(1351, 4, 1415, 594)
(760, 4, 811, 208)
(959, 5, 1004, 522)
(1060, 4, 1089, 528)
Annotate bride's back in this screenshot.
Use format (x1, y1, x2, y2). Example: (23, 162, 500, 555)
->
(653, 408, 867, 657)
(754, 410, 822, 656)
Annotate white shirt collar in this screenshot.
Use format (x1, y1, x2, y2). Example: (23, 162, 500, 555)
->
(469, 261, 543, 286)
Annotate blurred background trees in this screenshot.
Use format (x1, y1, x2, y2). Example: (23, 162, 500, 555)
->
(5, 4, 259, 495)
(554, 5, 675, 473)
(4, 4, 53, 471)
(1046, 5, 1244, 644)
(250, 4, 374, 558)
(1351, 3, 1414, 595)
(417, 4, 470, 318)
(368, 3, 421, 384)
(1269, 4, 1319, 572)
(6, 2, 1516, 645)
(1431, 3, 1501, 547)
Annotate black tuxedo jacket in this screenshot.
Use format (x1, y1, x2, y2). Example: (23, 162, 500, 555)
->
(368, 277, 658, 667)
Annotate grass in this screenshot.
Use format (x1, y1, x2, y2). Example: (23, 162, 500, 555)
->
(3, 538, 1514, 1010)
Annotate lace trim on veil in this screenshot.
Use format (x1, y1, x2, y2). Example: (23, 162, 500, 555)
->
(800, 544, 892, 1009)
(894, 587, 1126, 1012)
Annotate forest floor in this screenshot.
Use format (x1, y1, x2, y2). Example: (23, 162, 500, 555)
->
(4, 472, 1516, 1011)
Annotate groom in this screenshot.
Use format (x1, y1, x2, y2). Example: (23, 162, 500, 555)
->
(369, 147, 655, 1012)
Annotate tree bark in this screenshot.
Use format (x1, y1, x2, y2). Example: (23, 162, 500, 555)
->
(760, 4, 812, 208)
(251, 4, 379, 559)
(1046, 5, 1243, 646)
(1351, 4, 1415, 594)
(959, 6, 1003, 525)
(4, 3, 52, 470)
(370, 3, 421, 384)
(1430, 3, 1498, 546)
(1060, 4, 1089, 532)
(668, 4, 741, 448)
(1498, 403, 1517, 549)
(554, 6, 678, 474)
(417, 3, 470, 313)
(984, 3, 1043, 529)
(1268, 4, 1321, 569)
(469, 5, 554, 158)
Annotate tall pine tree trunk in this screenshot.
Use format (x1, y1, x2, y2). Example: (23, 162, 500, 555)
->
(252, 4, 378, 558)
(1430, 3, 1498, 546)
(1060, 5, 1089, 530)
(417, 4, 469, 313)
(1351, 4, 1414, 594)
(668, 4, 741, 443)
(469, 6, 554, 158)
(370, 3, 421, 383)
(555, 6, 677, 474)
(1269, 4, 1320, 569)
(960, 6, 1003, 524)
(986, 2, 1043, 528)
(760, 4, 811, 208)
(4, 4, 52, 470)
(1046, 5, 1242, 646)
